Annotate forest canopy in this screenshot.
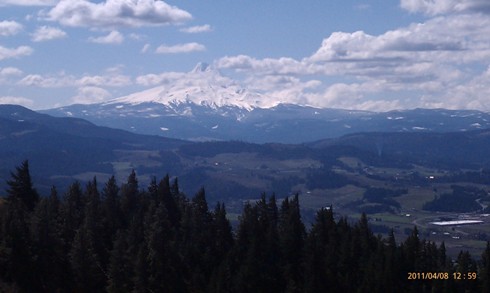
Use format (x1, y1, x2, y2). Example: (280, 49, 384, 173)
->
(1, 161, 490, 292)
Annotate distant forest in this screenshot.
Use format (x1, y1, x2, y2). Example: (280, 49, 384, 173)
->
(2, 161, 490, 292)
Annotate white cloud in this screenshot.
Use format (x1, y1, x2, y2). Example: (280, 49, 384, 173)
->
(31, 26, 66, 42)
(0, 0, 57, 6)
(0, 45, 33, 60)
(245, 75, 322, 106)
(155, 42, 205, 54)
(129, 33, 145, 41)
(18, 71, 132, 88)
(0, 67, 23, 84)
(77, 74, 131, 87)
(0, 96, 34, 107)
(88, 31, 124, 44)
(141, 43, 151, 53)
(400, 0, 490, 15)
(214, 6, 490, 112)
(217, 55, 312, 75)
(72, 86, 112, 104)
(19, 74, 75, 88)
(136, 72, 184, 86)
(0, 67, 23, 77)
(180, 24, 212, 33)
(43, 0, 192, 29)
(0, 21, 23, 36)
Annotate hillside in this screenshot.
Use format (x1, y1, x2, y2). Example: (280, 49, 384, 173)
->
(7, 104, 490, 255)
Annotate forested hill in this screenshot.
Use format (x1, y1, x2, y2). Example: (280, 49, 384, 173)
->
(1, 161, 490, 292)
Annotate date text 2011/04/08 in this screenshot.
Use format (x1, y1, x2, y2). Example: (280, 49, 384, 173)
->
(407, 272, 477, 280)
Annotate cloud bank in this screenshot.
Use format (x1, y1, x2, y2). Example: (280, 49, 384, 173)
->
(214, 1, 490, 111)
(43, 0, 192, 29)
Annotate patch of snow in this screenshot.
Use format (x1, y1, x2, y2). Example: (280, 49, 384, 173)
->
(212, 125, 219, 129)
(160, 127, 169, 131)
(412, 126, 427, 130)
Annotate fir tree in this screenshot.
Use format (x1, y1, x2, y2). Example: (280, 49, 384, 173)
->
(106, 230, 132, 293)
(481, 242, 490, 293)
(279, 194, 306, 292)
(30, 187, 66, 292)
(6, 160, 39, 211)
(120, 169, 139, 226)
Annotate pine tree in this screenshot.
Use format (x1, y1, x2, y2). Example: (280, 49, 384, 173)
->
(61, 181, 85, 248)
(304, 207, 338, 293)
(279, 194, 306, 292)
(146, 203, 183, 292)
(69, 221, 106, 293)
(159, 175, 181, 227)
(106, 230, 131, 293)
(132, 241, 149, 293)
(120, 170, 139, 226)
(213, 202, 234, 259)
(30, 187, 66, 292)
(0, 193, 35, 291)
(101, 175, 122, 255)
(455, 250, 478, 292)
(231, 202, 264, 293)
(180, 187, 215, 291)
(6, 160, 39, 211)
(481, 242, 490, 293)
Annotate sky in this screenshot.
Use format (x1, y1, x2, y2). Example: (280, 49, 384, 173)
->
(1, 0, 490, 111)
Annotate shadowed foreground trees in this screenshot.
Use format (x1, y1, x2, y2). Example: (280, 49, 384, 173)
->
(1, 161, 490, 292)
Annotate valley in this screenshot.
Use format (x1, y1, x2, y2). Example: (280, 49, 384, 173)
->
(3, 104, 490, 256)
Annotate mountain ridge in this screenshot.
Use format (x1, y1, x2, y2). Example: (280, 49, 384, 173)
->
(41, 63, 490, 143)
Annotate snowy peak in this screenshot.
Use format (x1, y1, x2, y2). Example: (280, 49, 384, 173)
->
(191, 62, 212, 73)
(106, 62, 278, 111)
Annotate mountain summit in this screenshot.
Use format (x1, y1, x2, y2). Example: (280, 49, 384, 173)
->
(191, 62, 212, 73)
(106, 62, 276, 111)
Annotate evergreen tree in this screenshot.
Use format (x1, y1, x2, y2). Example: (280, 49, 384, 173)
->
(120, 170, 139, 226)
(455, 250, 478, 292)
(30, 187, 66, 292)
(279, 194, 306, 292)
(213, 202, 234, 260)
(158, 175, 181, 227)
(6, 160, 39, 211)
(0, 193, 35, 291)
(146, 202, 183, 292)
(106, 230, 132, 293)
(69, 220, 106, 293)
(132, 241, 149, 293)
(232, 202, 265, 293)
(304, 207, 337, 293)
(180, 187, 216, 291)
(61, 181, 85, 248)
(101, 175, 123, 255)
(481, 242, 490, 293)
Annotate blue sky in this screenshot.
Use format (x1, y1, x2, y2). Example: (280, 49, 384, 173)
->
(1, 0, 490, 111)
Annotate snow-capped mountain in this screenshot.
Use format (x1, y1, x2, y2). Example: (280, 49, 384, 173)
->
(110, 62, 277, 111)
(42, 63, 490, 143)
